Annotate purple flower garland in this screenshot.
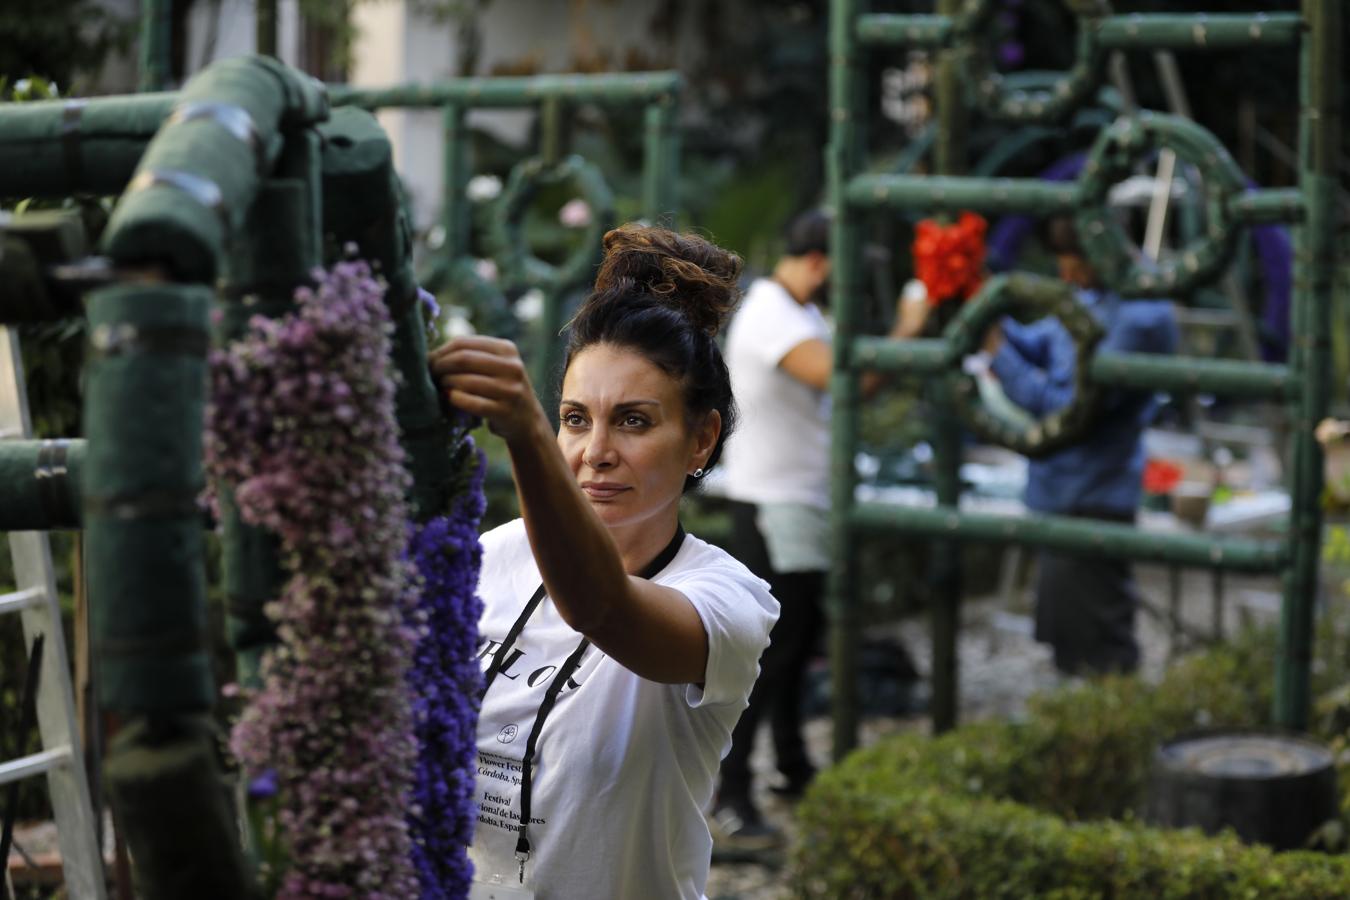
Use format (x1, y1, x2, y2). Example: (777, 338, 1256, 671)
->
(207, 260, 420, 899)
(406, 426, 485, 899)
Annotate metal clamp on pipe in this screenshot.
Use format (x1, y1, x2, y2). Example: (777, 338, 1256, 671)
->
(34, 440, 77, 528)
(125, 169, 229, 228)
(0, 439, 85, 531)
(87, 321, 211, 359)
(165, 100, 269, 174)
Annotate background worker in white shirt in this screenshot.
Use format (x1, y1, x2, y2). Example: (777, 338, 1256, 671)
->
(713, 210, 928, 846)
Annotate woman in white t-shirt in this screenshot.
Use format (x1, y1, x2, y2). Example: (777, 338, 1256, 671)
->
(429, 224, 779, 900)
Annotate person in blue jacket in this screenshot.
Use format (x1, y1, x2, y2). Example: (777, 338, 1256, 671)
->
(985, 216, 1179, 675)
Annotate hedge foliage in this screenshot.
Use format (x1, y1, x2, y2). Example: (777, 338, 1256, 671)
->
(792, 630, 1350, 898)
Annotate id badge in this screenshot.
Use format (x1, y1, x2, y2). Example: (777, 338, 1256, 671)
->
(468, 880, 535, 900)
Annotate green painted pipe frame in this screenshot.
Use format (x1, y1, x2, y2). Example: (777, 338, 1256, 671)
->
(215, 135, 325, 691)
(830, 0, 1336, 750)
(82, 280, 255, 898)
(845, 175, 1302, 228)
(103, 55, 328, 282)
(856, 12, 1304, 51)
(138, 0, 173, 93)
(0, 73, 681, 136)
(1274, 0, 1340, 732)
(854, 335, 1295, 402)
(927, 0, 968, 737)
(825, 0, 867, 761)
(85, 54, 326, 709)
(0, 73, 682, 412)
(0, 71, 682, 221)
(79, 55, 329, 898)
(0, 439, 85, 530)
(0, 93, 177, 199)
(82, 282, 215, 713)
(338, 74, 681, 414)
(327, 71, 682, 109)
(850, 503, 1288, 574)
(0, 56, 683, 894)
(317, 106, 456, 523)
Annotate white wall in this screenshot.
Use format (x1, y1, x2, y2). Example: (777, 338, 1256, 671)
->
(184, 0, 305, 72)
(88, 0, 141, 94)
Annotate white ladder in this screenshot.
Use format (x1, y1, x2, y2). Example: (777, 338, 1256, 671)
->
(0, 327, 106, 899)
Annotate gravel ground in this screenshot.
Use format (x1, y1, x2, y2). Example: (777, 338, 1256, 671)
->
(704, 562, 1285, 900)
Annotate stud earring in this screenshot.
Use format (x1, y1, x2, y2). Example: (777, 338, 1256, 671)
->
(692, 468, 705, 478)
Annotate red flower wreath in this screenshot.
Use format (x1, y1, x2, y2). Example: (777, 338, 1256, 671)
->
(912, 211, 988, 307)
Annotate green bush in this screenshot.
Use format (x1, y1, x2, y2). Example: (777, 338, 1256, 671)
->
(794, 779, 1350, 899)
(792, 631, 1350, 898)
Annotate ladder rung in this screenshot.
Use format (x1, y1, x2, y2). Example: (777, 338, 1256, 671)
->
(0, 586, 45, 616)
(0, 746, 71, 787)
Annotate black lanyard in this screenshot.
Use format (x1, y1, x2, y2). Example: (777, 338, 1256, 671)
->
(480, 525, 687, 882)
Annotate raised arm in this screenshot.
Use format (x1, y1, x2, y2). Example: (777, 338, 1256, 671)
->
(430, 336, 712, 685)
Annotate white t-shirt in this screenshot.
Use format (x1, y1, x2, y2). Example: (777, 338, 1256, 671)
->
(468, 519, 778, 900)
(721, 277, 832, 509)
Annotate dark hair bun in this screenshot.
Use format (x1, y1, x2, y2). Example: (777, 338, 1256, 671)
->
(592, 224, 743, 336)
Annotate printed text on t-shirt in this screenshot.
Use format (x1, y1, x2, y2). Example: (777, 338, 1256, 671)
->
(476, 637, 589, 692)
(476, 754, 547, 833)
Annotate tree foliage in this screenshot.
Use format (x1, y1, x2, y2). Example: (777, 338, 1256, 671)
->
(0, 0, 130, 92)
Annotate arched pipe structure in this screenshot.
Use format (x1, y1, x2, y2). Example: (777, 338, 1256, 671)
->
(1, 72, 683, 399)
(87, 54, 326, 900)
(2, 133, 452, 676)
(0, 54, 331, 899)
(0, 69, 680, 516)
(1, 59, 664, 894)
(0, 70, 683, 275)
(0, 68, 685, 534)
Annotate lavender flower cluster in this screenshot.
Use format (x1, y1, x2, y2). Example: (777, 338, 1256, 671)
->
(206, 260, 420, 899)
(406, 429, 486, 899)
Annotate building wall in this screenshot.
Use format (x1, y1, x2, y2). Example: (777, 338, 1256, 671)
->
(94, 0, 306, 93)
(89, 0, 142, 94)
(183, 0, 305, 72)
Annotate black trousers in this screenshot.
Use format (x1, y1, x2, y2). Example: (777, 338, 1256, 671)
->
(1034, 509, 1141, 676)
(718, 501, 825, 801)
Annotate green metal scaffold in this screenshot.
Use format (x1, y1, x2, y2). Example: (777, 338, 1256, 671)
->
(826, 0, 1341, 755)
(0, 57, 682, 896)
